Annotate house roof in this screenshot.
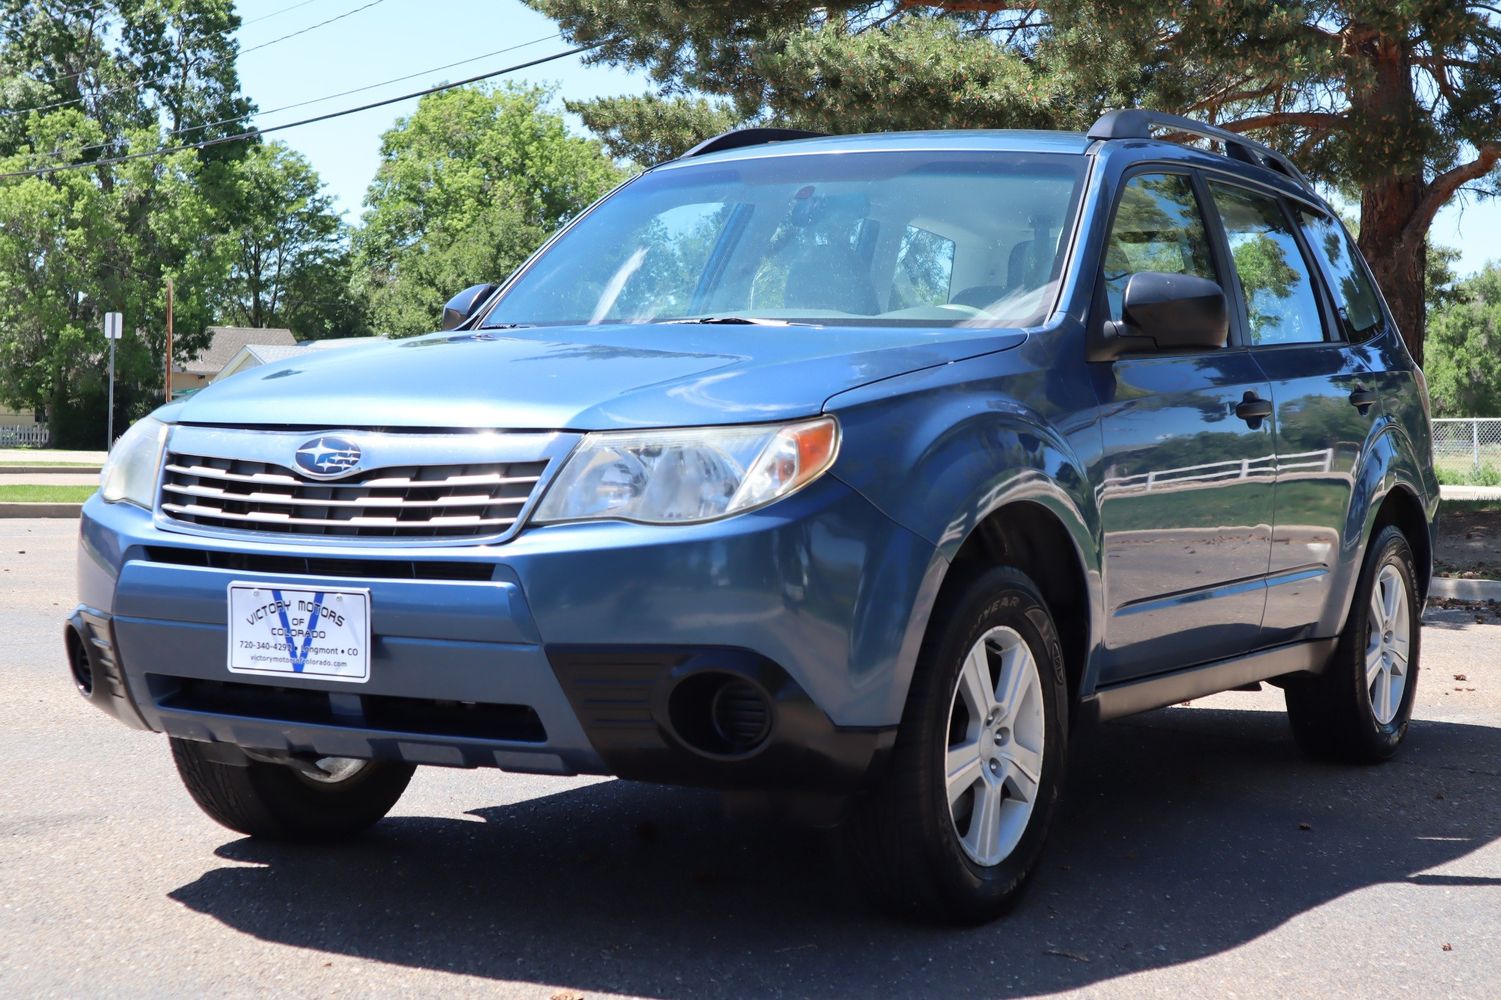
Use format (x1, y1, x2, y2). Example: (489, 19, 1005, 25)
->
(211, 337, 391, 383)
(181, 326, 297, 375)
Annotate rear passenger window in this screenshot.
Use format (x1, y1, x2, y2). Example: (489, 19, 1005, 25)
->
(1207, 182, 1327, 346)
(1103, 173, 1216, 322)
(1297, 211, 1384, 340)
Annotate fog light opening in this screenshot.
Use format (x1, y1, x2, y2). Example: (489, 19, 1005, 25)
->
(710, 679, 772, 751)
(65, 625, 94, 697)
(667, 672, 773, 758)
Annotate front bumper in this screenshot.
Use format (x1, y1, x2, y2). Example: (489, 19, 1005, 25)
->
(73, 475, 935, 791)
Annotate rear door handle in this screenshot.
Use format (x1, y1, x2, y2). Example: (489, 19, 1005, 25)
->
(1235, 393, 1273, 426)
(1349, 386, 1379, 413)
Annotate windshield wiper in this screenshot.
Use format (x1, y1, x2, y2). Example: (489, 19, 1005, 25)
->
(663, 316, 809, 327)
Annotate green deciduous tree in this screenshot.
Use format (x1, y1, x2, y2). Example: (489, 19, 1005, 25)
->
(221, 142, 361, 338)
(0, 0, 255, 442)
(1424, 263, 1501, 417)
(353, 83, 624, 336)
(532, 0, 1501, 364)
(0, 1, 369, 445)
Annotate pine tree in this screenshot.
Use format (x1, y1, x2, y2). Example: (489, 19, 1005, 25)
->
(532, 0, 1501, 364)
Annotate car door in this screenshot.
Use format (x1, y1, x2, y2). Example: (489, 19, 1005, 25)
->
(1202, 182, 1386, 644)
(1094, 170, 1277, 685)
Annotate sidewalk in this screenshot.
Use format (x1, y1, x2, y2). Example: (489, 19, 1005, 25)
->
(0, 448, 107, 466)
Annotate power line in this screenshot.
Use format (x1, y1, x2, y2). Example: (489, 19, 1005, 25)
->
(241, 0, 327, 27)
(1, 0, 395, 118)
(43, 32, 563, 161)
(0, 42, 605, 181)
(240, 0, 388, 54)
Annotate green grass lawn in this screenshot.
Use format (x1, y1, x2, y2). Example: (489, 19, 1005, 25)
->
(0, 484, 96, 503)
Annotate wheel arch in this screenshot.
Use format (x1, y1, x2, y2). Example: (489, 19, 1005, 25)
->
(1335, 419, 1438, 633)
(1368, 482, 1432, 602)
(929, 499, 1095, 713)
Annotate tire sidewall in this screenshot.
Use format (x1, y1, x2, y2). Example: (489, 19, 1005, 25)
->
(918, 568, 1069, 914)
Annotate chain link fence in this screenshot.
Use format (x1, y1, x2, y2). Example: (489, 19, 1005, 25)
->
(1432, 418, 1501, 482)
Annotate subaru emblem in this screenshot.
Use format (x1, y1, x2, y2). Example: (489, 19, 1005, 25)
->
(293, 435, 362, 479)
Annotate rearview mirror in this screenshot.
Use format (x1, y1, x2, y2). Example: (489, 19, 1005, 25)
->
(1096, 272, 1228, 360)
(441, 283, 499, 331)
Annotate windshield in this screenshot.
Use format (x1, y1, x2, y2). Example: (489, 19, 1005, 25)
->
(479, 149, 1087, 330)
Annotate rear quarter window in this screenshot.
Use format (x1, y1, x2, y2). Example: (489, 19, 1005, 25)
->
(1297, 211, 1385, 341)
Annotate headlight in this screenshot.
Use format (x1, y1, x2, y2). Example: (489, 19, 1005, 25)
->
(534, 417, 839, 525)
(99, 416, 169, 508)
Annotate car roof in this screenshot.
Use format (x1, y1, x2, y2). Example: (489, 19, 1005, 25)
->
(653, 126, 1327, 210)
(652, 129, 1094, 170)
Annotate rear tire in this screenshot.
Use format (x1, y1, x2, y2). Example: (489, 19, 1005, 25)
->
(1285, 524, 1420, 763)
(841, 566, 1068, 924)
(171, 738, 415, 841)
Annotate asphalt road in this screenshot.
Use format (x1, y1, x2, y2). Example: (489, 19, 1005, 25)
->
(2, 518, 1498, 999)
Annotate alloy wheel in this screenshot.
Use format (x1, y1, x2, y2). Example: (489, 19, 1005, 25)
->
(1365, 562, 1411, 726)
(945, 626, 1047, 866)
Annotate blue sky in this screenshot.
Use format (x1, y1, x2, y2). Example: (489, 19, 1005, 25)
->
(231, 0, 651, 216)
(232, 0, 1501, 277)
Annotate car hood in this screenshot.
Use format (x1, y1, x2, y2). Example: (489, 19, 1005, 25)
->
(175, 324, 1027, 431)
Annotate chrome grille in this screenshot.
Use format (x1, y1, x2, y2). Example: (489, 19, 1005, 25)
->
(159, 453, 547, 539)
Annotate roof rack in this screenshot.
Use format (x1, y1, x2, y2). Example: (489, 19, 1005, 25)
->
(680, 127, 827, 160)
(1087, 109, 1313, 192)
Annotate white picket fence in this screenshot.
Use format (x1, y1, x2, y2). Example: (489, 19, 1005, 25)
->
(0, 425, 49, 447)
(1101, 448, 1334, 495)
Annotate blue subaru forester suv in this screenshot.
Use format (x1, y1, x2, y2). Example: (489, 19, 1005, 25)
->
(70, 111, 1438, 923)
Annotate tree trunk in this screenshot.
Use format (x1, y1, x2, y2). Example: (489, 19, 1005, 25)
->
(1357, 176, 1427, 367)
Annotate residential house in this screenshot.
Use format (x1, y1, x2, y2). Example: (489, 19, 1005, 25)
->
(211, 337, 389, 383)
(174, 326, 297, 398)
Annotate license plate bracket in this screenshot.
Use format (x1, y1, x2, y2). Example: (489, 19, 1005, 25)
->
(227, 582, 371, 683)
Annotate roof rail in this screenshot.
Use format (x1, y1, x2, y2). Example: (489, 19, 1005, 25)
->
(1087, 109, 1313, 191)
(680, 127, 827, 160)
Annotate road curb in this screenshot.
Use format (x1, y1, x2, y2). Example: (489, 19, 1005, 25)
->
(1431, 576, 1501, 601)
(1440, 485, 1501, 501)
(0, 502, 82, 518)
(0, 465, 101, 475)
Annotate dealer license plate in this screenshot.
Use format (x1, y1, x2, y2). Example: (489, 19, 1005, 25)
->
(227, 582, 371, 683)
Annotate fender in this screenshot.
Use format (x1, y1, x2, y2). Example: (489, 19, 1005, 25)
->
(825, 337, 1106, 719)
(1326, 413, 1438, 636)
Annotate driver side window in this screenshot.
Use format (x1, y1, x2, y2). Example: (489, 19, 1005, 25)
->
(1104, 173, 1216, 322)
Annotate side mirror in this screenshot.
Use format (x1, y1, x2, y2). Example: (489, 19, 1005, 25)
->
(441, 283, 499, 331)
(1096, 271, 1228, 360)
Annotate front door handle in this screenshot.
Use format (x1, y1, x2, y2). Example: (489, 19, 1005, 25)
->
(1235, 393, 1273, 427)
(1349, 386, 1379, 414)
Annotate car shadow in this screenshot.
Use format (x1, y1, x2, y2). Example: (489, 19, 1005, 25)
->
(168, 707, 1501, 997)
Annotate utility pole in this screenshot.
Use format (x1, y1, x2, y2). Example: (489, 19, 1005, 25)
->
(103, 312, 123, 449)
(164, 277, 174, 404)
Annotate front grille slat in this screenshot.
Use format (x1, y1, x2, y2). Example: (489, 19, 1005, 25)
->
(160, 449, 548, 541)
(163, 463, 541, 490)
(160, 482, 529, 509)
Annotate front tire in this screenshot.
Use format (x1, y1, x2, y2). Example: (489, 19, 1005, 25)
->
(842, 566, 1069, 924)
(171, 738, 416, 841)
(1285, 524, 1420, 762)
